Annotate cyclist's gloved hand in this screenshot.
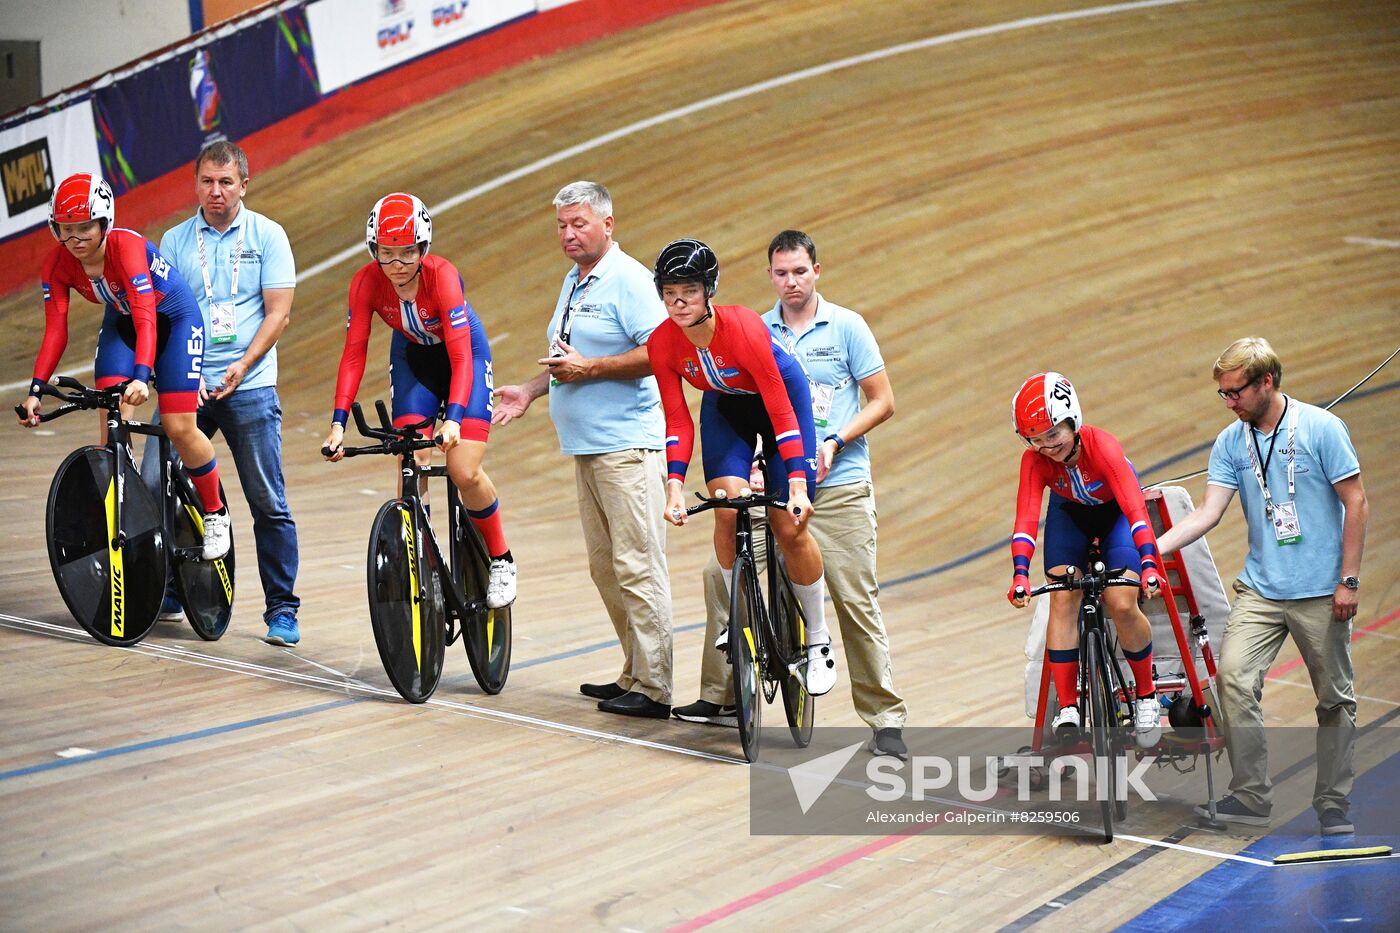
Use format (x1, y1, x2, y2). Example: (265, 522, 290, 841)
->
(1008, 574, 1030, 608)
(17, 395, 41, 427)
(122, 379, 150, 407)
(322, 423, 346, 462)
(1140, 569, 1164, 600)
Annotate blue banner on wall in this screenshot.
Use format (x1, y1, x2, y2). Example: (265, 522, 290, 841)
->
(93, 8, 321, 194)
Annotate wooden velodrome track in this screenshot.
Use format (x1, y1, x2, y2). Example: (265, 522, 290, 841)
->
(2, 0, 1398, 927)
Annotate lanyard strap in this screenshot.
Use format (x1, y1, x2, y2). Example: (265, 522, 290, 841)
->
(555, 274, 596, 346)
(195, 221, 246, 305)
(1245, 395, 1297, 512)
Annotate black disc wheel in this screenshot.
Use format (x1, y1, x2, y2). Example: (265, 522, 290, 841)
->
(771, 543, 814, 749)
(452, 509, 512, 695)
(171, 478, 235, 641)
(1086, 632, 1118, 842)
(367, 500, 447, 703)
(46, 446, 166, 646)
(730, 558, 763, 763)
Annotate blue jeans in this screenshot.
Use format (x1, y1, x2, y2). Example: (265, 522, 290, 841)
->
(142, 386, 300, 622)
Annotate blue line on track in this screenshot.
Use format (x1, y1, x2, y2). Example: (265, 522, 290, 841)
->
(0, 698, 359, 782)
(514, 621, 705, 670)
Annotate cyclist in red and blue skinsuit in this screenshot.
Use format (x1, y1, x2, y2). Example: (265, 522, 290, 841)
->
(322, 193, 515, 609)
(646, 238, 836, 696)
(1007, 372, 1164, 746)
(20, 173, 230, 560)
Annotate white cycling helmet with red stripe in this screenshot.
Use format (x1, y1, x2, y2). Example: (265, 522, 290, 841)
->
(49, 173, 115, 242)
(1012, 371, 1082, 438)
(366, 192, 432, 259)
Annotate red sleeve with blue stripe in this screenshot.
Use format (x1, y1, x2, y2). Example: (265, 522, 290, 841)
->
(436, 263, 474, 425)
(31, 248, 73, 392)
(1081, 426, 1162, 580)
(646, 320, 695, 482)
(332, 265, 378, 426)
(1010, 450, 1049, 586)
(727, 308, 807, 481)
(108, 231, 159, 384)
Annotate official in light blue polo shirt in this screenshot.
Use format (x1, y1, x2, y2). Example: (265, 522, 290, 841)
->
(545, 241, 666, 454)
(149, 140, 301, 647)
(490, 182, 673, 716)
(1206, 398, 1360, 600)
(763, 296, 885, 489)
(160, 194, 296, 392)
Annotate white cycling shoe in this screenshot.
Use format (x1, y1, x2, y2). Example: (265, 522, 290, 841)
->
(201, 510, 230, 561)
(486, 558, 517, 609)
(804, 641, 837, 696)
(1134, 695, 1163, 748)
(1051, 705, 1081, 737)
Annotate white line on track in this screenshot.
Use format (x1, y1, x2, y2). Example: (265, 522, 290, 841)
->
(1116, 833, 1276, 867)
(1266, 676, 1399, 708)
(0, 612, 743, 766)
(295, 0, 1195, 284)
(1344, 236, 1400, 249)
(2, 363, 95, 394)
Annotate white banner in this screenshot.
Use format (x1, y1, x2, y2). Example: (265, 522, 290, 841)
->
(307, 0, 537, 93)
(0, 100, 103, 241)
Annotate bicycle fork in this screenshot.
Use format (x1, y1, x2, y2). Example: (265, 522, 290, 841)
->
(104, 426, 130, 640)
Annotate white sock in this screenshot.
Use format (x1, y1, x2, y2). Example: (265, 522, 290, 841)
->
(793, 576, 829, 645)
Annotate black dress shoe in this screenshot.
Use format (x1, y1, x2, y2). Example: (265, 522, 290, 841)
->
(598, 691, 671, 719)
(580, 682, 627, 701)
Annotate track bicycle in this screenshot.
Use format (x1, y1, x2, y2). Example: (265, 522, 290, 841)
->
(685, 488, 814, 763)
(326, 400, 511, 702)
(1025, 550, 1141, 843)
(16, 376, 235, 646)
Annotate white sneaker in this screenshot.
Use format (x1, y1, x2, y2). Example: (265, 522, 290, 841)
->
(486, 558, 517, 609)
(1051, 705, 1081, 737)
(804, 641, 837, 696)
(201, 510, 230, 560)
(1134, 695, 1163, 748)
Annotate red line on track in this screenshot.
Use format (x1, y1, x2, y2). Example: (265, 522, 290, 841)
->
(1266, 605, 1400, 680)
(663, 823, 936, 933)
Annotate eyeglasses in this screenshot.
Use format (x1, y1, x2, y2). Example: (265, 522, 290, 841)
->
(1217, 375, 1262, 401)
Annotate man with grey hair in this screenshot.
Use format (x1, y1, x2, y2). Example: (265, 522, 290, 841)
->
(492, 181, 674, 718)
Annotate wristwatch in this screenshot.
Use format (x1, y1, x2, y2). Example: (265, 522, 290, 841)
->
(1341, 576, 1360, 590)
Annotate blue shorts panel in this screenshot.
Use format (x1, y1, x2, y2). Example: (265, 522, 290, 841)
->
(1043, 494, 1138, 574)
(93, 303, 205, 398)
(699, 363, 817, 493)
(388, 321, 493, 432)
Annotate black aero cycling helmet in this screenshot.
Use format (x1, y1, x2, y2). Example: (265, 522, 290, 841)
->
(653, 238, 719, 298)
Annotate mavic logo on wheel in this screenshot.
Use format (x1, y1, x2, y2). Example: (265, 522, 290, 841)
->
(110, 565, 125, 637)
(787, 742, 864, 814)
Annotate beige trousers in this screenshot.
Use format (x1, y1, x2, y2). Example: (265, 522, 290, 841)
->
(698, 481, 906, 730)
(574, 449, 673, 703)
(1217, 579, 1356, 815)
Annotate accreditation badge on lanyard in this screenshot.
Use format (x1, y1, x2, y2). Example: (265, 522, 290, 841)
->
(197, 223, 245, 344)
(1246, 398, 1302, 545)
(777, 327, 843, 429)
(550, 275, 595, 387)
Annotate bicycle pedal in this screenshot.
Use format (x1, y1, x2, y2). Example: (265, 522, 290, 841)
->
(173, 546, 204, 561)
